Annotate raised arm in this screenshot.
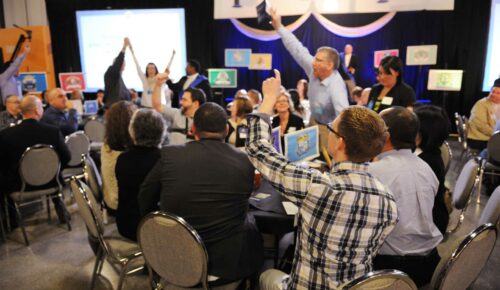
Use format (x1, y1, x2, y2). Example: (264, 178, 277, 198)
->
(129, 39, 148, 86)
(108, 38, 129, 75)
(246, 70, 315, 206)
(0, 41, 30, 80)
(271, 8, 313, 75)
(152, 73, 168, 113)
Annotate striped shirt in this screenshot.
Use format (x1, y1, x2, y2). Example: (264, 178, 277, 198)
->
(246, 114, 398, 289)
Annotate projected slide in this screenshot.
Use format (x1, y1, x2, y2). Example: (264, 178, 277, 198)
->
(483, 0, 500, 91)
(76, 9, 186, 92)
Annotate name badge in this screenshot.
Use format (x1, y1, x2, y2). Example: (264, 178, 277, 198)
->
(238, 127, 249, 139)
(381, 96, 393, 105)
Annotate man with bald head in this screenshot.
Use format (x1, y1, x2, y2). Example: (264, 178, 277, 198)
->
(340, 44, 360, 83)
(40, 88, 79, 136)
(0, 96, 71, 227)
(0, 95, 22, 131)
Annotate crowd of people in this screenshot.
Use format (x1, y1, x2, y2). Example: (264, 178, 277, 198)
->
(0, 12, 499, 290)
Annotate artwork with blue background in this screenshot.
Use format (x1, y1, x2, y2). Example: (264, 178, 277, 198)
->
(225, 49, 251, 67)
(84, 100, 98, 115)
(284, 126, 319, 162)
(18, 72, 48, 93)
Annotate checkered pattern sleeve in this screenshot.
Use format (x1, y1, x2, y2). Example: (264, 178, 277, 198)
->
(246, 113, 315, 206)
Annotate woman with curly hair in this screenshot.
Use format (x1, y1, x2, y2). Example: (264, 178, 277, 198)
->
(101, 101, 136, 213)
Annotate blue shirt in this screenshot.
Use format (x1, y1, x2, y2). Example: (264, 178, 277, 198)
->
(368, 149, 442, 256)
(40, 106, 78, 136)
(0, 52, 26, 104)
(278, 26, 349, 124)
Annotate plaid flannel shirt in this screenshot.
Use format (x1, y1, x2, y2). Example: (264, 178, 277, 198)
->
(246, 113, 398, 289)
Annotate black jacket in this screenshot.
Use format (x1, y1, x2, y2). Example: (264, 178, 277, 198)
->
(115, 146, 161, 241)
(138, 139, 263, 280)
(0, 119, 70, 193)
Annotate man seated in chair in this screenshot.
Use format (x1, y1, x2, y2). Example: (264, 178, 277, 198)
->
(368, 106, 443, 287)
(0, 96, 72, 228)
(138, 102, 263, 286)
(40, 88, 79, 136)
(249, 70, 398, 289)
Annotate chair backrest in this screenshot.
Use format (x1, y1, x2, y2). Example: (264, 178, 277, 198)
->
(65, 131, 90, 167)
(454, 113, 464, 143)
(487, 131, 500, 164)
(479, 186, 500, 229)
(452, 158, 479, 209)
(431, 223, 497, 290)
(337, 269, 417, 290)
(440, 141, 452, 174)
(82, 155, 103, 202)
(19, 144, 61, 188)
(84, 119, 105, 143)
(138, 211, 209, 289)
(70, 178, 104, 239)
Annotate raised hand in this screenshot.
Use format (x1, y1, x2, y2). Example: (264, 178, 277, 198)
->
(270, 7, 282, 31)
(155, 72, 169, 86)
(259, 69, 282, 115)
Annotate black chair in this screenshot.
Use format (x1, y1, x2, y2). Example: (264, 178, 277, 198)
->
(6, 144, 71, 245)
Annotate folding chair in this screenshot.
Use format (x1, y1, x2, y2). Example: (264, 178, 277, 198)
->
(430, 223, 497, 290)
(440, 141, 452, 175)
(84, 117, 105, 151)
(447, 158, 480, 234)
(477, 131, 500, 203)
(62, 130, 90, 181)
(479, 186, 500, 230)
(7, 144, 71, 245)
(138, 211, 242, 290)
(70, 177, 143, 290)
(336, 269, 417, 290)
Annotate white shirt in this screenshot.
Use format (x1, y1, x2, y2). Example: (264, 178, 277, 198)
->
(369, 149, 443, 256)
(183, 73, 199, 90)
(344, 53, 352, 69)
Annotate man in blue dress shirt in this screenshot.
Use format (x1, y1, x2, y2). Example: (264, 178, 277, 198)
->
(369, 106, 442, 287)
(270, 8, 349, 152)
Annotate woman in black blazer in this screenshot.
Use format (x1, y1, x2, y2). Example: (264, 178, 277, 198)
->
(115, 108, 166, 241)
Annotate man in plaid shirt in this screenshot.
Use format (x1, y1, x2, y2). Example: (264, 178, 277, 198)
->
(249, 70, 398, 290)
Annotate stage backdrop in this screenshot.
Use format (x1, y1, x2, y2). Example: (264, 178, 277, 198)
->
(45, 0, 490, 123)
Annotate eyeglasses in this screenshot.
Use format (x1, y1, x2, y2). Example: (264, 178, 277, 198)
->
(325, 123, 343, 139)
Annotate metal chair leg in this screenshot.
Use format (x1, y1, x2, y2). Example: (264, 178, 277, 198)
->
(117, 263, 129, 290)
(4, 196, 11, 233)
(0, 205, 6, 242)
(90, 247, 103, 290)
(476, 160, 485, 204)
(14, 203, 29, 246)
(46, 196, 52, 222)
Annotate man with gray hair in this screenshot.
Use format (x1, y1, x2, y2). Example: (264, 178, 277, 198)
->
(41, 88, 79, 136)
(115, 108, 167, 241)
(0, 95, 22, 131)
(270, 9, 349, 152)
(0, 96, 71, 228)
